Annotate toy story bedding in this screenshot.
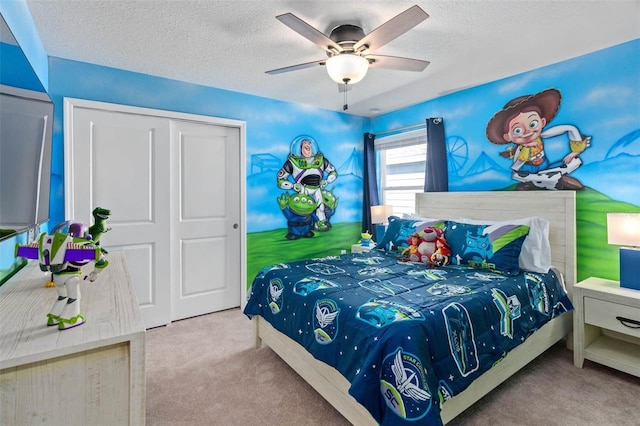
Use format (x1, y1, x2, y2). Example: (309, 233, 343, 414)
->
(243, 247, 573, 425)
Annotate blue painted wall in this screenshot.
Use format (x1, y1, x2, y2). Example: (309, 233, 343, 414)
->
(371, 39, 640, 207)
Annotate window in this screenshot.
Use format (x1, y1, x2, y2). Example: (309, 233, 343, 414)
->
(375, 129, 426, 216)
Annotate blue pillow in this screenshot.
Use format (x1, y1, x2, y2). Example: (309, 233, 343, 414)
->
(376, 216, 445, 253)
(444, 221, 530, 275)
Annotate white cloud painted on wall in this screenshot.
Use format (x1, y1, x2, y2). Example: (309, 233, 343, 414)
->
(496, 74, 537, 95)
(582, 85, 636, 111)
(247, 142, 290, 158)
(246, 212, 282, 230)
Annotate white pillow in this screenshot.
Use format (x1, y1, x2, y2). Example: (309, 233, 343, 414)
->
(456, 216, 551, 273)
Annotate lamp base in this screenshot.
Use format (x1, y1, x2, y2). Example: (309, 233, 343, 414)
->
(620, 247, 640, 290)
(375, 224, 387, 243)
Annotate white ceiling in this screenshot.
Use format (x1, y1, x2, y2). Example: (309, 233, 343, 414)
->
(25, 0, 640, 117)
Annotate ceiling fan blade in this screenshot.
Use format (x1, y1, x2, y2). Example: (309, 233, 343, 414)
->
(265, 59, 327, 75)
(366, 54, 430, 71)
(354, 5, 429, 53)
(276, 13, 343, 53)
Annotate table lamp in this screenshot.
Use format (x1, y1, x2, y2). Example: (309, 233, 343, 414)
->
(607, 213, 640, 290)
(371, 205, 393, 243)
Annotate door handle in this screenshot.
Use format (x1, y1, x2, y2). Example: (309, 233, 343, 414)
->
(233, 223, 238, 229)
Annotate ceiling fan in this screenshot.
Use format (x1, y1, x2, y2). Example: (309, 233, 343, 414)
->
(266, 5, 430, 109)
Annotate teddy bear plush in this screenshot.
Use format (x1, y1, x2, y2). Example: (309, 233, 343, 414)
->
(409, 227, 443, 264)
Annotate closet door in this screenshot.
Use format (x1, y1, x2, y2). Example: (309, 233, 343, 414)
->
(66, 102, 172, 328)
(170, 120, 241, 321)
(65, 99, 245, 328)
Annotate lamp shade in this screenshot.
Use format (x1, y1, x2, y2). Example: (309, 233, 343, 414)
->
(607, 213, 640, 246)
(326, 54, 369, 84)
(371, 205, 393, 224)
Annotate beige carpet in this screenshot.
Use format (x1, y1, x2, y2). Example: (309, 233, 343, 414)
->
(146, 308, 640, 426)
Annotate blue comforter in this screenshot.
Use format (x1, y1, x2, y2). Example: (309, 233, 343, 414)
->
(244, 250, 573, 425)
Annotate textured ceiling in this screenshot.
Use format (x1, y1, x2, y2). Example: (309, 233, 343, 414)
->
(24, 0, 640, 117)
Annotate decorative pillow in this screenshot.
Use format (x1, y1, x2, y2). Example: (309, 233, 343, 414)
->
(376, 216, 445, 253)
(444, 221, 530, 275)
(457, 217, 551, 273)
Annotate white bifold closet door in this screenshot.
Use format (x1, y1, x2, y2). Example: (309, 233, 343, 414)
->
(65, 99, 244, 328)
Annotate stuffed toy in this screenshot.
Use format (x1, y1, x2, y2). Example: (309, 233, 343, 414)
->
(430, 236, 452, 266)
(410, 227, 443, 264)
(360, 230, 373, 247)
(400, 232, 421, 259)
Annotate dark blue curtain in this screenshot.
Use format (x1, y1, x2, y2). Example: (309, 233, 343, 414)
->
(363, 132, 380, 236)
(424, 117, 448, 192)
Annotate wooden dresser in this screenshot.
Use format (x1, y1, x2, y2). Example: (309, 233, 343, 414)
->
(0, 252, 145, 425)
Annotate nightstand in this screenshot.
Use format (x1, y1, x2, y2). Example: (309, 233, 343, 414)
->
(352, 243, 375, 253)
(573, 277, 640, 377)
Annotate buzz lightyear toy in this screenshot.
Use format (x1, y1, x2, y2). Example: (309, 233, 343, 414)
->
(15, 220, 109, 330)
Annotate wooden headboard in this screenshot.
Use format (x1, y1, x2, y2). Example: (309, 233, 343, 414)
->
(415, 191, 576, 298)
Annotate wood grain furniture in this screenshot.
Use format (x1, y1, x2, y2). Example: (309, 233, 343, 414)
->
(0, 252, 145, 425)
(351, 243, 375, 253)
(252, 191, 576, 424)
(573, 277, 640, 377)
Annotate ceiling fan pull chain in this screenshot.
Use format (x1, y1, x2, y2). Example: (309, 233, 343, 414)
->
(343, 79, 349, 110)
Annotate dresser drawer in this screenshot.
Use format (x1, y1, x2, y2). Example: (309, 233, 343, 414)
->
(584, 297, 640, 338)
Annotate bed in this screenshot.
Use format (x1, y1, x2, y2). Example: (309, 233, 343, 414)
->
(245, 191, 576, 425)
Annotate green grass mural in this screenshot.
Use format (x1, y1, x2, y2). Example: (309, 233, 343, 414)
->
(576, 188, 639, 282)
(246, 222, 363, 289)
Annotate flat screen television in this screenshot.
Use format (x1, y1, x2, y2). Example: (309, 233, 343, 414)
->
(0, 84, 54, 240)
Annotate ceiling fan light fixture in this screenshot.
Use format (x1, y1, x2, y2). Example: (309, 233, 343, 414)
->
(326, 54, 369, 84)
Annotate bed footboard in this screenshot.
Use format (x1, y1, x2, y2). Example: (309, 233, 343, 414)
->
(253, 315, 377, 425)
(252, 311, 572, 425)
(439, 311, 572, 423)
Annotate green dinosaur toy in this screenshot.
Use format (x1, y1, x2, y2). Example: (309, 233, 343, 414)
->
(89, 207, 111, 245)
(87, 207, 111, 277)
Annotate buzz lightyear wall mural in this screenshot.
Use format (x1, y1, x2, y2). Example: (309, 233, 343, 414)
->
(276, 135, 339, 240)
(485, 88, 591, 191)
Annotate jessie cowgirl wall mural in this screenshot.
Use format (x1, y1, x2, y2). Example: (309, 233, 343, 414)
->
(486, 88, 591, 190)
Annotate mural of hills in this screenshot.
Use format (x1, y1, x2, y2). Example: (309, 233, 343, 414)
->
(575, 187, 640, 282)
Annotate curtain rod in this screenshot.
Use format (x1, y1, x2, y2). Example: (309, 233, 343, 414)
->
(373, 122, 426, 137)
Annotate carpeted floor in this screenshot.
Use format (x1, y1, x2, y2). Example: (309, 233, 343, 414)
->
(145, 308, 640, 426)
